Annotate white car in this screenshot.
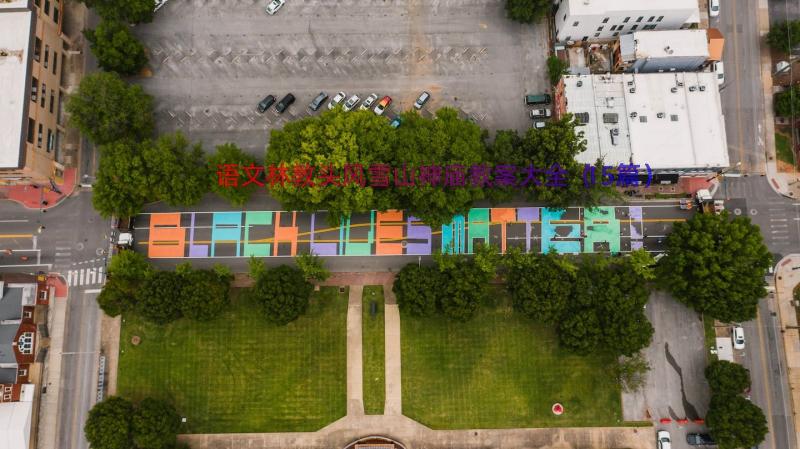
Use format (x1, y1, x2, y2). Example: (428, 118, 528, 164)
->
(328, 91, 346, 110)
(709, 0, 720, 18)
(713, 61, 724, 86)
(343, 94, 361, 112)
(265, 0, 285, 15)
(360, 93, 378, 111)
(732, 325, 745, 350)
(657, 430, 671, 449)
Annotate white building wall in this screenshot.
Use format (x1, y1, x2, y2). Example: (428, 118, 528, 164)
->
(554, 0, 700, 43)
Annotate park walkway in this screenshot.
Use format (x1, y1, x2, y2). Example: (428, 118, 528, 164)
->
(346, 285, 364, 416)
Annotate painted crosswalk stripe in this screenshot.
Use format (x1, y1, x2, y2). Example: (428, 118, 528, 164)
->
(89, 268, 96, 284)
(98, 266, 105, 284)
(79, 270, 85, 285)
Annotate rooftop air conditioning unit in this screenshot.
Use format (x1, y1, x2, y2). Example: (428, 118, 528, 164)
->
(689, 86, 697, 92)
(627, 81, 634, 86)
(657, 112, 665, 118)
(699, 85, 706, 91)
(577, 80, 583, 87)
(671, 87, 678, 93)
(629, 88, 636, 93)
(630, 112, 638, 118)
(677, 81, 684, 87)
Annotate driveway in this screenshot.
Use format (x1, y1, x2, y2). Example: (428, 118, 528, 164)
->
(133, 0, 549, 156)
(623, 291, 711, 449)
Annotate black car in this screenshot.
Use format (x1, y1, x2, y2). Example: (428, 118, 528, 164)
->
(275, 93, 295, 113)
(686, 433, 715, 446)
(309, 92, 329, 111)
(256, 95, 276, 113)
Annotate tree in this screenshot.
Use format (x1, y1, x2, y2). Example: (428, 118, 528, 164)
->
(774, 84, 800, 118)
(434, 253, 492, 321)
(393, 264, 443, 317)
(108, 250, 152, 284)
(131, 398, 181, 449)
(250, 265, 313, 325)
(627, 249, 656, 281)
(472, 243, 501, 278)
(177, 266, 232, 321)
(295, 253, 331, 282)
(97, 278, 137, 317)
(558, 308, 602, 353)
(67, 72, 154, 145)
(546, 55, 569, 86)
(98, 250, 152, 316)
(208, 143, 260, 206)
(84, 396, 134, 449)
(79, 0, 155, 24)
(84, 20, 148, 75)
(614, 353, 650, 393)
(705, 360, 751, 396)
(144, 133, 209, 207)
(657, 212, 772, 322)
(506, 252, 576, 324)
(92, 139, 152, 218)
(706, 394, 768, 449)
(766, 20, 800, 54)
(504, 0, 551, 24)
(136, 271, 185, 324)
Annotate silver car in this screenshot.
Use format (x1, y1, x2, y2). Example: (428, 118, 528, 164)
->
(343, 94, 361, 112)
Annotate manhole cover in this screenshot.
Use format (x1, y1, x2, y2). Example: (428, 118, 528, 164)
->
(76, 242, 85, 251)
(750, 209, 758, 215)
(733, 208, 742, 216)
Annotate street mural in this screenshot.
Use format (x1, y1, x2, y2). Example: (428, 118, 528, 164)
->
(139, 206, 667, 258)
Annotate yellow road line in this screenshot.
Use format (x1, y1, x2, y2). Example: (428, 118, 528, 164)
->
(0, 234, 34, 239)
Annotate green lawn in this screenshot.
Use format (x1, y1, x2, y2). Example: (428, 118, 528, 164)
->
(362, 285, 385, 414)
(401, 296, 622, 429)
(703, 314, 719, 362)
(775, 132, 796, 166)
(117, 287, 348, 433)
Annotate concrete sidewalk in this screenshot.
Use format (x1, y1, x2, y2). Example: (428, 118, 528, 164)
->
(383, 284, 402, 416)
(774, 255, 800, 449)
(36, 275, 68, 449)
(346, 285, 365, 416)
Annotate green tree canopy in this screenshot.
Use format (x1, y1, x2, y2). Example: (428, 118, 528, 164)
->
(108, 249, 152, 284)
(144, 132, 209, 207)
(506, 251, 576, 324)
(67, 72, 154, 145)
(131, 398, 181, 449)
(546, 55, 569, 86)
(136, 271, 185, 324)
(97, 278, 136, 317)
(92, 139, 151, 218)
(706, 394, 768, 449)
(208, 143, 260, 206)
(614, 352, 651, 393)
(775, 85, 800, 118)
(657, 212, 772, 322)
(84, 20, 148, 75)
(177, 264, 233, 321)
(438, 254, 491, 321)
(80, 0, 155, 24)
(295, 253, 331, 282)
(766, 20, 800, 54)
(504, 0, 551, 24)
(98, 250, 152, 316)
(393, 264, 443, 317)
(84, 396, 134, 449)
(705, 360, 751, 396)
(250, 264, 313, 325)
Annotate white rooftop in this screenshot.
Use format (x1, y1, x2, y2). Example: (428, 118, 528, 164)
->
(0, 10, 32, 169)
(565, 0, 700, 15)
(620, 30, 709, 61)
(0, 1, 29, 10)
(563, 73, 729, 171)
(0, 390, 32, 449)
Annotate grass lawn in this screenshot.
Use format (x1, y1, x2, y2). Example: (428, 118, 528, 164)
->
(775, 132, 796, 166)
(703, 314, 718, 362)
(401, 293, 622, 429)
(117, 287, 348, 433)
(362, 285, 385, 414)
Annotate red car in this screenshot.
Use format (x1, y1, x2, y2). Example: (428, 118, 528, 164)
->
(373, 96, 392, 116)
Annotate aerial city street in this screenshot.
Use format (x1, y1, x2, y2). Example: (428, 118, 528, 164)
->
(1, 1, 800, 449)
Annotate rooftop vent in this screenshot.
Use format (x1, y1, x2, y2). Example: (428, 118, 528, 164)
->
(577, 80, 583, 87)
(670, 114, 679, 122)
(689, 86, 697, 92)
(629, 88, 636, 93)
(670, 87, 678, 93)
(657, 112, 665, 118)
(630, 112, 638, 118)
(664, 46, 674, 54)
(677, 81, 684, 87)
(699, 85, 706, 91)
(639, 115, 648, 123)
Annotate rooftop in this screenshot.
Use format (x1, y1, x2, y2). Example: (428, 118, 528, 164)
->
(565, 0, 700, 16)
(619, 30, 709, 62)
(0, 324, 19, 364)
(562, 72, 730, 170)
(0, 394, 32, 449)
(0, 1, 29, 10)
(0, 10, 32, 169)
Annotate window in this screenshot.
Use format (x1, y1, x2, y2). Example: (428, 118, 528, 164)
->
(18, 369, 27, 377)
(27, 119, 35, 143)
(623, 17, 630, 23)
(37, 124, 43, 147)
(618, 25, 624, 31)
(602, 17, 609, 23)
(31, 77, 38, 102)
(47, 129, 54, 152)
(636, 16, 643, 22)
(631, 24, 638, 31)
(49, 90, 55, 113)
(597, 26, 603, 31)
(41, 83, 46, 107)
(18, 332, 34, 355)
(643, 24, 657, 30)
(52, 52, 58, 75)
(34, 38, 41, 61)
(44, 45, 49, 68)
(565, 36, 571, 42)
(613, 32, 619, 37)
(657, 16, 664, 22)
(44, 0, 50, 15)
(610, 25, 616, 31)
(582, 36, 588, 41)
(54, 6, 59, 23)
(572, 21, 579, 26)
(594, 32, 601, 37)
(648, 16, 655, 22)
(3, 394, 10, 401)
(25, 309, 34, 318)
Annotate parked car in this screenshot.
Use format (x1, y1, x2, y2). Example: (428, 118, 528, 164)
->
(374, 96, 392, 115)
(732, 325, 745, 350)
(713, 61, 725, 86)
(657, 430, 672, 449)
(525, 93, 551, 105)
(686, 433, 715, 446)
(533, 120, 546, 129)
(414, 91, 431, 110)
(265, 0, 285, 15)
(709, 0, 720, 18)
(390, 117, 402, 128)
(309, 92, 328, 111)
(256, 95, 276, 113)
(360, 93, 378, 111)
(275, 93, 295, 113)
(328, 91, 346, 110)
(529, 108, 552, 119)
(343, 94, 361, 112)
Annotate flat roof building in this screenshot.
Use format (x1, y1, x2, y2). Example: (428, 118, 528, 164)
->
(555, 72, 730, 175)
(554, 0, 700, 44)
(614, 30, 710, 73)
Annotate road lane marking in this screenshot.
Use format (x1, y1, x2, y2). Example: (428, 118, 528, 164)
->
(0, 234, 33, 239)
(755, 309, 778, 449)
(0, 220, 29, 223)
(85, 288, 102, 294)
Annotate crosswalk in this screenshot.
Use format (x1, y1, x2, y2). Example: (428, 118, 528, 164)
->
(66, 266, 107, 287)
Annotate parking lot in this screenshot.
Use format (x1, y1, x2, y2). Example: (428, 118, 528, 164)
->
(132, 0, 549, 156)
